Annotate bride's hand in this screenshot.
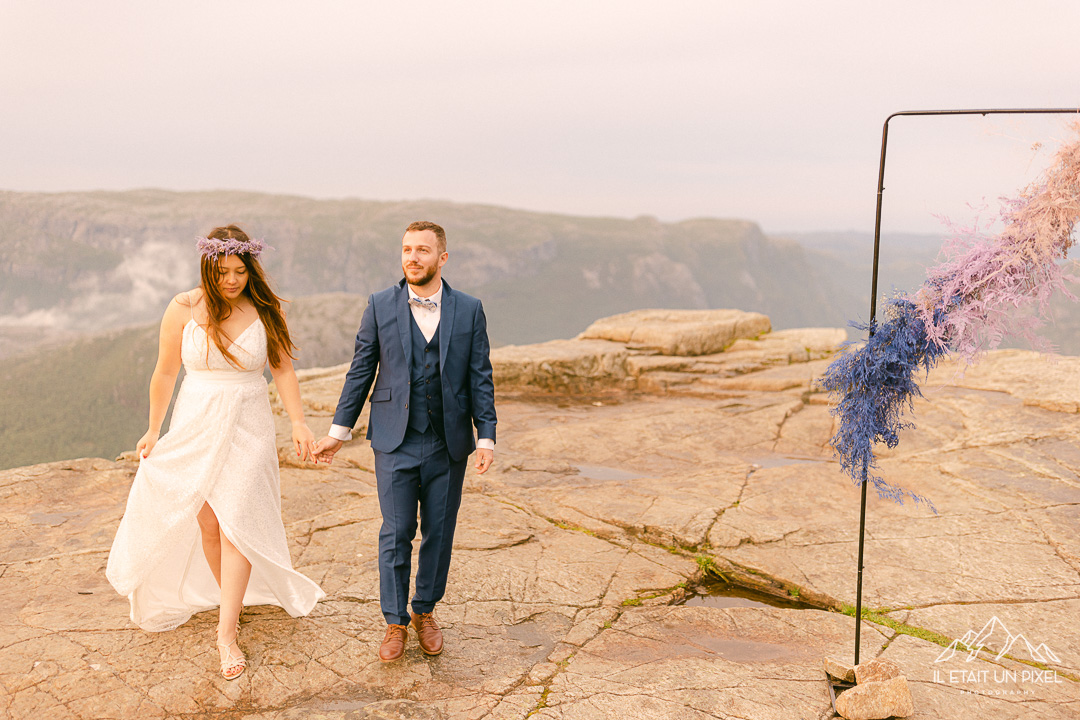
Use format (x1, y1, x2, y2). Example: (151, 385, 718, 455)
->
(137, 429, 159, 459)
(292, 423, 316, 462)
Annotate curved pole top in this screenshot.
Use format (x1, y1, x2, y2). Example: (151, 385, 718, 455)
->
(883, 107, 1080, 128)
(869, 107, 1080, 323)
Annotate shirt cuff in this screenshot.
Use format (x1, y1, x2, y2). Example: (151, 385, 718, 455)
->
(329, 424, 354, 442)
(476, 438, 495, 451)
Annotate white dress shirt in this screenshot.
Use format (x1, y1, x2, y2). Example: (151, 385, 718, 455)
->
(407, 282, 442, 342)
(329, 281, 495, 450)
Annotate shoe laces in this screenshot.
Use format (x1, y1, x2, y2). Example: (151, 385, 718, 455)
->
(416, 613, 438, 630)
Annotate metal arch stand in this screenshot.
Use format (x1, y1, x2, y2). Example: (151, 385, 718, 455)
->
(830, 107, 1080, 714)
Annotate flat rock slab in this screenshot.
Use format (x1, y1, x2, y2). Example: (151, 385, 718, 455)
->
(3, 340, 1080, 718)
(492, 339, 631, 393)
(939, 348, 1080, 413)
(579, 308, 771, 356)
(493, 311, 845, 396)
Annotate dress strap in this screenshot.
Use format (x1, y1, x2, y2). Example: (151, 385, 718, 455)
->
(188, 291, 195, 321)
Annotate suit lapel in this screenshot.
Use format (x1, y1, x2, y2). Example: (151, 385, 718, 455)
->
(396, 280, 413, 369)
(439, 280, 455, 377)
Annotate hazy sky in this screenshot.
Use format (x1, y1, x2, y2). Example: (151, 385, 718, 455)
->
(2, 1, 1078, 233)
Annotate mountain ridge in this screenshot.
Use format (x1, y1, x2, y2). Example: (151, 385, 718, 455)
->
(4, 189, 1080, 468)
(0, 189, 845, 347)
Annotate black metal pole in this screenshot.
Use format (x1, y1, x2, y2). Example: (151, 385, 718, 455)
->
(853, 464, 868, 665)
(854, 107, 1079, 667)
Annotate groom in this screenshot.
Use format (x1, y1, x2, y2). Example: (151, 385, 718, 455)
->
(313, 221, 496, 662)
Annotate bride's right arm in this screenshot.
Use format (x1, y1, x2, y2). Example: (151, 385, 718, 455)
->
(137, 295, 189, 458)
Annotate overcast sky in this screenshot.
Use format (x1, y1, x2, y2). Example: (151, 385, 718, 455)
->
(1, 1, 1078, 233)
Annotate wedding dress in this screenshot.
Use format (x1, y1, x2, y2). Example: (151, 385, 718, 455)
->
(106, 306, 325, 631)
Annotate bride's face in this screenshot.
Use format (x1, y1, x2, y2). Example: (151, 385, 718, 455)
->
(216, 254, 249, 301)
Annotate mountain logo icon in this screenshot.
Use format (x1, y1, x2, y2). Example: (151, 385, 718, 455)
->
(934, 616, 1061, 664)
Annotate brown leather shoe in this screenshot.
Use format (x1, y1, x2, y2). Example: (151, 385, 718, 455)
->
(379, 624, 408, 662)
(410, 612, 443, 655)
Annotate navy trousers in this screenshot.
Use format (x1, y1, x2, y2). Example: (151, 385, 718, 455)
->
(374, 426, 468, 625)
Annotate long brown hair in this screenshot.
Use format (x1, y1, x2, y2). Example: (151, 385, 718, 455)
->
(199, 225, 296, 369)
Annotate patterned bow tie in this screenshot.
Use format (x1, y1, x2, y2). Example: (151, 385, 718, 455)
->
(409, 296, 438, 311)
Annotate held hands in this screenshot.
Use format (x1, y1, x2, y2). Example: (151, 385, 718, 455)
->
(292, 422, 317, 463)
(307, 436, 492, 470)
(312, 436, 344, 464)
(136, 429, 160, 459)
(475, 448, 494, 475)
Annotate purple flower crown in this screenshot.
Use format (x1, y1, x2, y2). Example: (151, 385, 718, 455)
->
(196, 236, 270, 260)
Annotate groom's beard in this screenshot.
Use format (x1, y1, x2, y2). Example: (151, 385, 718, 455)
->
(404, 262, 438, 287)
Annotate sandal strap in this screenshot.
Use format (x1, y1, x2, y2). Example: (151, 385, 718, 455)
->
(217, 641, 247, 674)
(223, 660, 248, 677)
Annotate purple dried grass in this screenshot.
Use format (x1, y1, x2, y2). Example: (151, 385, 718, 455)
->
(918, 124, 1080, 361)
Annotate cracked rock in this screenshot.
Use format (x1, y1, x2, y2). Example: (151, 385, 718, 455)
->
(5, 313, 1080, 719)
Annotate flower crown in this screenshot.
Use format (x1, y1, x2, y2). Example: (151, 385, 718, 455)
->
(196, 235, 270, 260)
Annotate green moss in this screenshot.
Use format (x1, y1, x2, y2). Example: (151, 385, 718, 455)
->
(548, 519, 597, 537)
(634, 581, 688, 602)
(694, 554, 727, 581)
(525, 686, 551, 718)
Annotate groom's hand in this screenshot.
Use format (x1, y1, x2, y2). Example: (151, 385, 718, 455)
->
(313, 436, 344, 464)
(475, 448, 493, 475)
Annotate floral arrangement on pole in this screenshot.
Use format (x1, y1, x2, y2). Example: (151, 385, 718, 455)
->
(821, 122, 1080, 510)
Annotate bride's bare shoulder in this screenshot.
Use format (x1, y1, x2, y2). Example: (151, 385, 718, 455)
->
(174, 288, 204, 307)
(172, 287, 206, 310)
(163, 289, 203, 325)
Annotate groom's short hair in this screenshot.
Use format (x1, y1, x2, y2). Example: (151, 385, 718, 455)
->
(405, 221, 446, 253)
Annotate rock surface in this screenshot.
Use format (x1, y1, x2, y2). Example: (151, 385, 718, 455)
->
(2, 314, 1079, 719)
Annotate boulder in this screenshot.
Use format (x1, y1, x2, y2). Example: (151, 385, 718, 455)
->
(855, 657, 903, 684)
(823, 655, 856, 683)
(835, 675, 914, 720)
(579, 309, 771, 356)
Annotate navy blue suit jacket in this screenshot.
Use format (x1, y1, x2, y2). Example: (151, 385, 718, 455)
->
(332, 279, 497, 462)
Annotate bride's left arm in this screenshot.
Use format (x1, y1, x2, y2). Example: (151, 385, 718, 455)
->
(269, 353, 316, 462)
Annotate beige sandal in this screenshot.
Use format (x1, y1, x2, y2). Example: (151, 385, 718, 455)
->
(217, 636, 246, 680)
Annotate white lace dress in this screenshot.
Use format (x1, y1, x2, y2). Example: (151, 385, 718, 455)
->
(106, 315, 325, 632)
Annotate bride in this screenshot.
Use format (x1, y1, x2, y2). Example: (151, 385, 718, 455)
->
(106, 224, 326, 680)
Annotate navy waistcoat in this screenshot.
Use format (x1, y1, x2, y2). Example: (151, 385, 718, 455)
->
(407, 314, 444, 438)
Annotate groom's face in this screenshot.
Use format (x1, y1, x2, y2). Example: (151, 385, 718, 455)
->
(401, 230, 447, 287)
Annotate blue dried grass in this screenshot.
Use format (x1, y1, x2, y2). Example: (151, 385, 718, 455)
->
(820, 296, 947, 511)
